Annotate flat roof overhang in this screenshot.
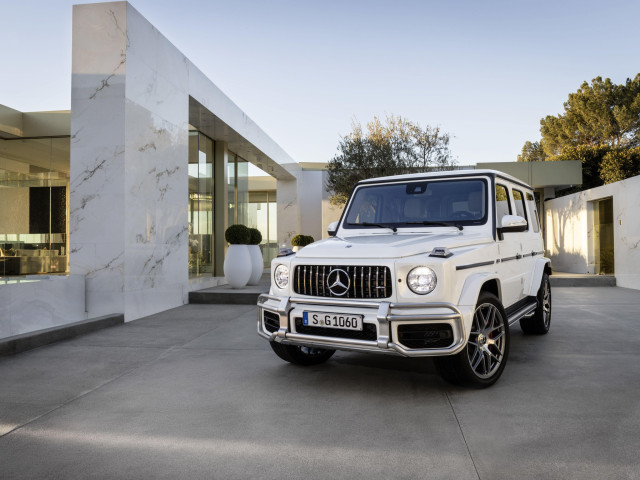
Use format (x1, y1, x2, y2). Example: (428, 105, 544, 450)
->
(477, 160, 583, 190)
(188, 97, 295, 181)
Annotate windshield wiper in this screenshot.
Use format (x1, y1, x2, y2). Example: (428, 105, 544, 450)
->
(347, 222, 397, 232)
(401, 221, 463, 231)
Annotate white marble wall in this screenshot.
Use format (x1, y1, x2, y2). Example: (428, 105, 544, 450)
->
(70, 2, 128, 318)
(545, 175, 640, 289)
(0, 276, 86, 339)
(70, 2, 189, 321)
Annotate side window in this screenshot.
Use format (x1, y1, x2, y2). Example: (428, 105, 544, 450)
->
(495, 184, 511, 225)
(512, 189, 528, 228)
(526, 192, 540, 233)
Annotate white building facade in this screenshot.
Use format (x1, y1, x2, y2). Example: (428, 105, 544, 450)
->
(1, 1, 332, 340)
(545, 175, 640, 289)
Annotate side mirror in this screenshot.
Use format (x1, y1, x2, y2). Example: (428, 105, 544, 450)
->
(327, 221, 339, 237)
(498, 215, 527, 237)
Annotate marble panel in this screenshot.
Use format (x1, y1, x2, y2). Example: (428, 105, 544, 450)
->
(124, 244, 180, 291)
(70, 193, 125, 245)
(124, 2, 159, 73)
(156, 40, 189, 94)
(71, 73, 126, 102)
(124, 283, 185, 322)
(72, 3, 127, 77)
(80, 240, 126, 318)
(125, 52, 188, 124)
(70, 95, 125, 152)
(2, 276, 85, 338)
(0, 287, 12, 339)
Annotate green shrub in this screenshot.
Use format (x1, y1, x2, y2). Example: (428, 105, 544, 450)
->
(248, 228, 262, 245)
(291, 234, 315, 247)
(225, 224, 250, 245)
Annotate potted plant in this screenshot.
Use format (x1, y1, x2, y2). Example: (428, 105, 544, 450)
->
(223, 224, 251, 288)
(291, 234, 315, 252)
(247, 228, 264, 285)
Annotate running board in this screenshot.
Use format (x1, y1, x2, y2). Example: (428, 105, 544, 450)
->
(507, 302, 537, 326)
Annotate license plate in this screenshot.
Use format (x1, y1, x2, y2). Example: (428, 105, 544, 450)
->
(302, 311, 363, 331)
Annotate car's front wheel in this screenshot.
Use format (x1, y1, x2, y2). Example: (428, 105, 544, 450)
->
(269, 342, 335, 366)
(435, 292, 510, 388)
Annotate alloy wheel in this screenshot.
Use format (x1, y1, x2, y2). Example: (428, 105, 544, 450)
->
(468, 303, 507, 379)
(542, 280, 551, 328)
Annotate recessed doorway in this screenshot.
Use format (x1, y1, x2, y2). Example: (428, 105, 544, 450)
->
(592, 197, 614, 275)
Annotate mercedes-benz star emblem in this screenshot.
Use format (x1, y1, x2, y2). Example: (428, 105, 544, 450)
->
(327, 268, 351, 296)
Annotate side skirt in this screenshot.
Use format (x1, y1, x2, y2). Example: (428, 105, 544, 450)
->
(505, 296, 537, 326)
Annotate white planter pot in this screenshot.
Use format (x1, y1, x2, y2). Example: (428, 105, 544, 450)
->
(292, 246, 299, 252)
(248, 244, 264, 285)
(224, 244, 252, 289)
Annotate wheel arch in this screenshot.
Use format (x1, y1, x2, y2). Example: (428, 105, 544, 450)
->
(458, 272, 502, 307)
(528, 258, 552, 296)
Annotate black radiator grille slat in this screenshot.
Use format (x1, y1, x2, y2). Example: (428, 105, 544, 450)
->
(294, 318, 377, 340)
(293, 265, 392, 299)
(396, 324, 454, 349)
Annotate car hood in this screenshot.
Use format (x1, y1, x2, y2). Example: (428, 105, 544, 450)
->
(295, 232, 493, 259)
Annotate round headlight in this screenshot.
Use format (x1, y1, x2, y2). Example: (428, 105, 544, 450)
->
(407, 267, 437, 295)
(274, 264, 290, 289)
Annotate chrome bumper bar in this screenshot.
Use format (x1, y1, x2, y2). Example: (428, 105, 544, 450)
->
(257, 294, 468, 357)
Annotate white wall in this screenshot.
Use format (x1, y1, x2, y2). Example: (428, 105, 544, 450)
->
(0, 276, 86, 339)
(69, 2, 300, 322)
(545, 175, 640, 289)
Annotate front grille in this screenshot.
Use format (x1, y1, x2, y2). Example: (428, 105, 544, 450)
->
(397, 324, 454, 349)
(294, 317, 377, 341)
(263, 310, 280, 333)
(293, 265, 392, 299)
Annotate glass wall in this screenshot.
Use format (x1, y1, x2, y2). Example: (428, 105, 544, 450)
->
(227, 151, 249, 226)
(247, 191, 277, 267)
(188, 131, 214, 277)
(0, 137, 70, 278)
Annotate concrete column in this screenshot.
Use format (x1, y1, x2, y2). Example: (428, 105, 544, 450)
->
(214, 141, 228, 276)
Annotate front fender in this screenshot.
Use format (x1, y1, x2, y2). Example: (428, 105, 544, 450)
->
(458, 272, 502, 307)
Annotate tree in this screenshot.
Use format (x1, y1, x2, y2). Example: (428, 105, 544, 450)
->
(326, 115, 455, 204)
(519, 74, 640, 187)
(517, 141, 547, 162)
(540, 75, 640, 155)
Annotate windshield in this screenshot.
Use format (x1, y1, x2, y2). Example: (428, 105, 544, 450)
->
(343, 178, 487, 229)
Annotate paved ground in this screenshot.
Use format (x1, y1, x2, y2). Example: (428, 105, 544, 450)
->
(1, 287, 639, 480)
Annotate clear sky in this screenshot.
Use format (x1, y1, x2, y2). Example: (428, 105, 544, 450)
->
(2, 0, 639, 167)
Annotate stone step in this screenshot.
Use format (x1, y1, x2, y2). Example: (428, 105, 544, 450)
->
(550, 274, 616, 287)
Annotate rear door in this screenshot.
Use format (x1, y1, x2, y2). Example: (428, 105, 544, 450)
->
(494, 183, 523, 308)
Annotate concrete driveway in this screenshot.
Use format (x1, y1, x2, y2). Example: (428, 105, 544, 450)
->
(1, 287, 639, 479)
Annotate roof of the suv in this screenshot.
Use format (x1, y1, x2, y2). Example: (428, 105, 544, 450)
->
(358, 169, 533, 190)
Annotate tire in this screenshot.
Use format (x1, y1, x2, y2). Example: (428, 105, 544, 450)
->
(435, 292, 510, 388)
(269, 342, 335, 366)
(520, 272, 551, 335)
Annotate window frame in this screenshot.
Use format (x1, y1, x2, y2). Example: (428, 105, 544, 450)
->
(512, 188, 529, 231)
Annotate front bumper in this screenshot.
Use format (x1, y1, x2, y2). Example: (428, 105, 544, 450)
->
(257, 294, 474, 357)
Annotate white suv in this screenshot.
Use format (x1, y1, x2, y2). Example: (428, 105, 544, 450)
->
(257, 170, 551, 387)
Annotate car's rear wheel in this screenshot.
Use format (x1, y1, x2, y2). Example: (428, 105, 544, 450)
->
(435, 292, 509, 388)
(520, 273, 551, 335)
(269, 342, 335, 366)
